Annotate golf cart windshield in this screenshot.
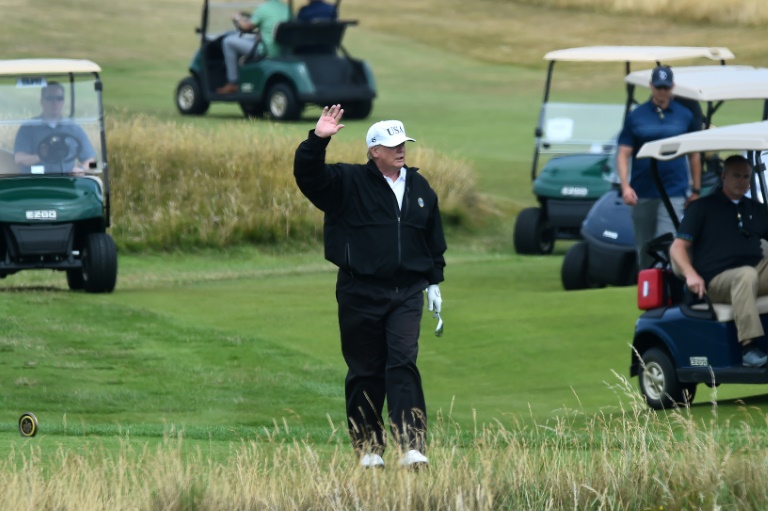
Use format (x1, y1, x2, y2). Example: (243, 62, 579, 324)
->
(0, 62, 105, 178)
(205, 1, 261, 40)
(540, 102, 625, 155)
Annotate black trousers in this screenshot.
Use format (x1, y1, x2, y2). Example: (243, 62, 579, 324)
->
(335, 270, 428, 454)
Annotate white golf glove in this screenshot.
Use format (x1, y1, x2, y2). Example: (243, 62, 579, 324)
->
(426, 284, 442, 314)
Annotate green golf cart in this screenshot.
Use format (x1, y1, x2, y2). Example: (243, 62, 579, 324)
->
(0, 59, 116, 292)
(175, 0, 376, 120)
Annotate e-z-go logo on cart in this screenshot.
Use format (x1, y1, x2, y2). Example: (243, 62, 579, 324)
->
(26, 210, 57, 220)
(561, 186, 588, 197)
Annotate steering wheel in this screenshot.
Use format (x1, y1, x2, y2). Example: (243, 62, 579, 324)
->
(37, 132, 82, 165)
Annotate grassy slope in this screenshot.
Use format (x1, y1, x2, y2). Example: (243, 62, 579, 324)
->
(1, 0, 768, 452)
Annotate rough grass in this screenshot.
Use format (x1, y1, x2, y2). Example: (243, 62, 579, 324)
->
(5, 382, 768, 510)
(342, 0, 768, 69)
(108, 115, 487, 251)
(515, 0, 768, 26)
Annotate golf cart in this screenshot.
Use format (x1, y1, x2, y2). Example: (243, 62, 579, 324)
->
(562, 65, 768, 291)
(629, 120, 768, 410)
(175, 0, 376, 121)
(514, 46, 734, 255)
(0, 59, 116, 293)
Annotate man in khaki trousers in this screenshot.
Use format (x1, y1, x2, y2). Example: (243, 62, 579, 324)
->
(671, 155, 768, 367)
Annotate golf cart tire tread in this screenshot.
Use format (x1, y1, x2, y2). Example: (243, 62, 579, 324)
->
(176, 77, 210, 116)
(66, 269, 85, 291)
(639, 347, 694, 410)
(514, 207, 554, 255)
(343, 99, 373, 120)
(83, 233, 118, 294)
(561, 241, 589, 291)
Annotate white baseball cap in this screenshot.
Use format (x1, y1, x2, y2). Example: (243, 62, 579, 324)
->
(366, 120, 416, 148)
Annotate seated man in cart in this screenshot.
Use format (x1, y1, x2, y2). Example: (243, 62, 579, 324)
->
(670, 155, 768, 368)
(216, 0, 291, 94)
(14, 81, 95, 175)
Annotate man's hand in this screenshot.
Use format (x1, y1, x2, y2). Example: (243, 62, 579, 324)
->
(685, 273, 707, 300)
(315, 104, 345, 138)
(426, 284, 442, 314)
(621, 185, 638, 206)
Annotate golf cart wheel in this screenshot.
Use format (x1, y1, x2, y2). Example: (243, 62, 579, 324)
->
(561, 242, 589, 290)
(176, 77, 210, 116)
(343, 100, 373, 120)
(266, 83, 302, 121)
(639, 347, 694, 410)
(66, 269, 85, 291)
(513, 207, 554, 255)
(239, 102, 264, 119)
(82, 233, 118, 294)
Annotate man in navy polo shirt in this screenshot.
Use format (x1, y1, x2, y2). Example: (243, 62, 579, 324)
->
(617, 65, 702, 270)
(670, 155, 768, 367)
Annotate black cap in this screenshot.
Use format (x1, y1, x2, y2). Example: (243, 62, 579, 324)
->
(651, 65, 674, 88)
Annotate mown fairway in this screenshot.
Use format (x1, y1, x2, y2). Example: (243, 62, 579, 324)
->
(2, 0, 768, 440)
(3, 0, 768, 508)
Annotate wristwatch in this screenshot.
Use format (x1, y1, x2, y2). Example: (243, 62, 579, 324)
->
(690, 188, 701, 195)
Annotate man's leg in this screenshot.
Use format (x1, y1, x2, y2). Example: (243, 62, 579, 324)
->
(384, 281, 427, 453)
(336, 273, 388, 454)
(220, 33, 254, 85)
(655, 196, 685, 238)
(756, 258, 768, 296)
(631, 198, 659, 270)
(708, 266, 763, 343)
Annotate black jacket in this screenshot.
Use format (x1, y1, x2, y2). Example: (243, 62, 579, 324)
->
(294, 130, 446, 284)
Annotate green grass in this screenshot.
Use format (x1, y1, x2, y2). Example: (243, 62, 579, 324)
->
(4, 1, 768, 507)
(3, 248, 768, 436)
(0, 0, 766, 432)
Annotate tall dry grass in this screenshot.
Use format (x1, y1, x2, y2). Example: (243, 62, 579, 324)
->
(343, 0, 768, 69)
(108, 115, 486, 251)
(4, 378, 768, 510)
(516, 0, 768, 26)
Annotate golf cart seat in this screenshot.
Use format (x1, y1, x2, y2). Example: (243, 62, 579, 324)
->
(691, 296, 768, 322)
(274, 20, 356, 55)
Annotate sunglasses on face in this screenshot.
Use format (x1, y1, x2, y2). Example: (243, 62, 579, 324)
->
(44, 96, 64, 102)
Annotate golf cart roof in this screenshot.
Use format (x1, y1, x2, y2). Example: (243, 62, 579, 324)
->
(626, 65, 768, 101)
(0, 59, 101, 76)
(544, 46, 734, 63)
(637, 121, 768, 160)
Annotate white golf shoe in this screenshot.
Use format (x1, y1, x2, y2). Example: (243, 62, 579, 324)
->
(360, 453, 385, 468)
(399, 449, 428, 467)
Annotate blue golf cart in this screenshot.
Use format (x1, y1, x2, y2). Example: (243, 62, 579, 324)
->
(630, 121, 768, 410)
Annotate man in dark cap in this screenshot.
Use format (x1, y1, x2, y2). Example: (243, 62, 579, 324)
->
(617, 65, 702, 269)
